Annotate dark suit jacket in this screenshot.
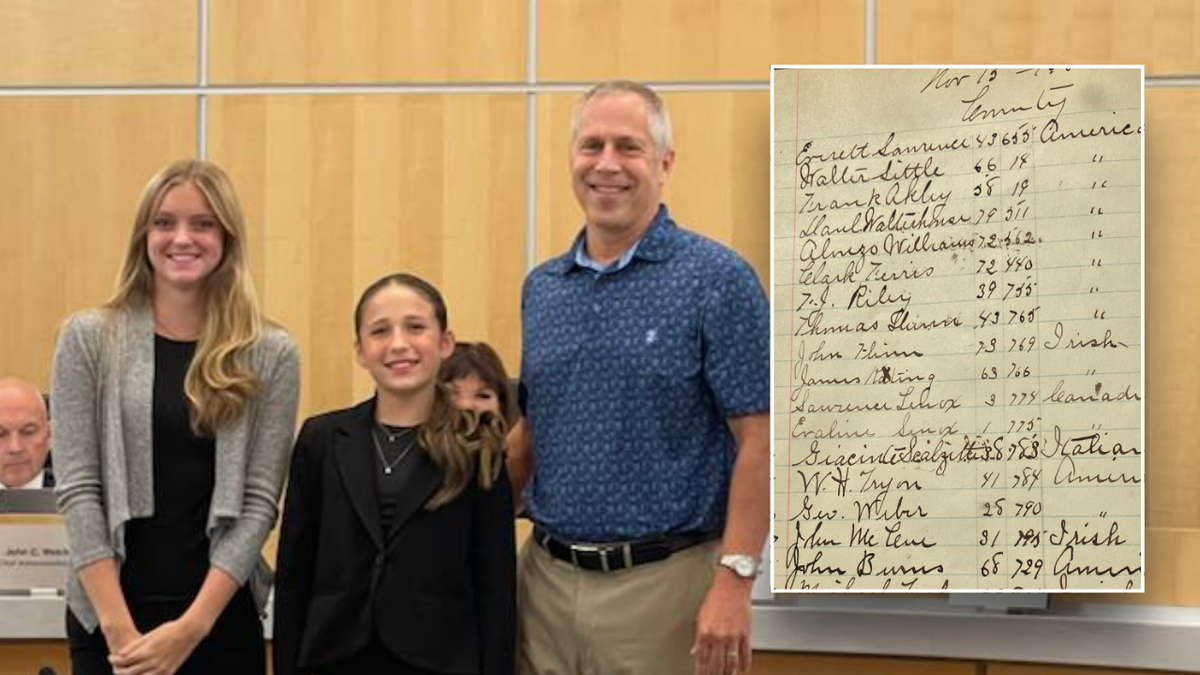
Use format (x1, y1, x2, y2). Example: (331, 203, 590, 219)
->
(273, 398, 516, 675)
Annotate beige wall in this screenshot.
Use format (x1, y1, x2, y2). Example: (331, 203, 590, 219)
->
(0, 1, 1196, 673)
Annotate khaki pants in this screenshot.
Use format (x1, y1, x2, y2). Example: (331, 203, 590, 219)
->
(518, 535, 720, 675)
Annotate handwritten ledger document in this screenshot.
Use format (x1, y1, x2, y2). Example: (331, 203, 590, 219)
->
(772, 68, 1143, 592)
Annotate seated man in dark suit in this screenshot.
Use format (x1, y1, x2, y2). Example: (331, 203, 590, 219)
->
(0, 377, 52, 489)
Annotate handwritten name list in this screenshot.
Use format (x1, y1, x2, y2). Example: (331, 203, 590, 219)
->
(772, 67, 1143, 591)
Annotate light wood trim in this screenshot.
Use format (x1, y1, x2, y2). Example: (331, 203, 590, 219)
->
(0, 97, 196, 388)
(208, 0, 526, 84)
(538, 0, 864, 82)
(879, 0, 1200, 75)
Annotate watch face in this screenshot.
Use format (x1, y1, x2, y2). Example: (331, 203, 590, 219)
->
(722, 555, 756, 577)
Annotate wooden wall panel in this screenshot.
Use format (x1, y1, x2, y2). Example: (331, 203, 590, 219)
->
(1144, 90, 1200, 533)
(879, 0, 1200, 75)
(208, 94, 526, 420)
(535, 91, 770, 289)
(0, 97, 196, 389)
(0, 1, 195, 85)
(208, 0, 526, 84)
(537, 0, 864, 82)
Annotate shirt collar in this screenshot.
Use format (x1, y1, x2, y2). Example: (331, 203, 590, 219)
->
(553, 204, 678, 275)
(0, 470, 44, 490)
(574, 236, 640, 273)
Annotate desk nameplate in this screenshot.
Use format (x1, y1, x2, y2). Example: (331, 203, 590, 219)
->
(0, 513, 69, 592)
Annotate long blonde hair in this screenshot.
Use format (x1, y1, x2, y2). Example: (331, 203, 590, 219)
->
(354, 273, 505, 508)
(108, 158, 262, 435)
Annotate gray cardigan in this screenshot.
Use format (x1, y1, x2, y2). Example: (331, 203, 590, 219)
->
(51, 304, 300, 630)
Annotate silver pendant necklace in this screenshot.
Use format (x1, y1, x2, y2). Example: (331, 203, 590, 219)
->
(378, 423, 404, 443)
(371, 425, 416, 475)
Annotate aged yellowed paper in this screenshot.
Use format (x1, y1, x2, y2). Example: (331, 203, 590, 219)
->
(772, 67, 1143, 592)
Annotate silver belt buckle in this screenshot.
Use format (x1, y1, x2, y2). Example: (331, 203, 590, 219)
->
(569, 543, 597, 570)
(565, 540, 635, 573)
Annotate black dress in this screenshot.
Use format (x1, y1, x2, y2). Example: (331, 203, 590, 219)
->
(67, 335, 265, 675)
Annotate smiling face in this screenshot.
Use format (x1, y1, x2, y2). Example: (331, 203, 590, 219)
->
(0, 380, 50, 489)
(355, 282, 455, 401)
(145, 181, 226, 293)
(571, 91, 674, 241)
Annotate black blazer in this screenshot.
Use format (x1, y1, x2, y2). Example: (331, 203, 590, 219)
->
(273, 398, 516, 675)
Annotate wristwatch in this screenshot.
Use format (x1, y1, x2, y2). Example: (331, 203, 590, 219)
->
(718, 553, 759, 579)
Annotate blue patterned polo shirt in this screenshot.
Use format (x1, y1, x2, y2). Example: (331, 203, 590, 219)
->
(518, 205, 769, 541)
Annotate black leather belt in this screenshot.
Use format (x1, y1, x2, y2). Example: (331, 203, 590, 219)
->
(533, 525, 719, 573)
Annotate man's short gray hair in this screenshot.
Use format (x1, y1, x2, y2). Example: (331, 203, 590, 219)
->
(571, 80, 673, 156)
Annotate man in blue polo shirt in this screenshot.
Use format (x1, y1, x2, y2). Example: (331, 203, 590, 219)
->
(509, 80, 769, 675)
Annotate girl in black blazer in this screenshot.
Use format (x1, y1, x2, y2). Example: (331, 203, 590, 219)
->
(273, 273, 515, 675)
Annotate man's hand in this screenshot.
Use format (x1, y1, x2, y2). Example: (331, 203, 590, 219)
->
(692, 412, 768, 674)
(691, 571, 753, 675)
(108, 617, 206, 675)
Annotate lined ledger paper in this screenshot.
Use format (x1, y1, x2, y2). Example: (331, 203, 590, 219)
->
(771, 67, 1143, 592)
